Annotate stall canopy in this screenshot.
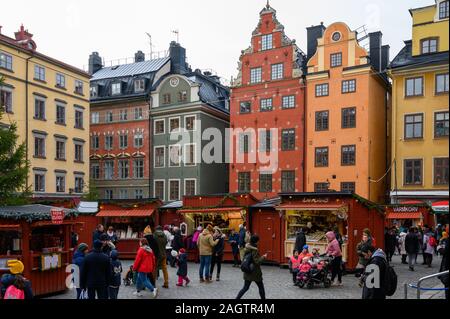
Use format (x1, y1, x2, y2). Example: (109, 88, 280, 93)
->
(0, 205, 77, 222)
(432, 201, 449, 214)
(386, 212, 423, 220)
(77, 201, 99, 214)
(276, 203, 348, 211)
(96, 209, 155, 217)
(177, 207, 244, 214)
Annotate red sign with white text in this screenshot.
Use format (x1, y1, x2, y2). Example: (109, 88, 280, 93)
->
(51, 209, 64, 224)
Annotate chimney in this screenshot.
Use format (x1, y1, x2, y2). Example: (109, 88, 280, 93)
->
(369, 31, 383, 72)
(135, 50, 145, 63)
(169, 41, 188, 74)
(88, 52, 103, 75)
(14, 24, 36, 50)
(306, 22, 326, 60)
(381, 45, 390, 72)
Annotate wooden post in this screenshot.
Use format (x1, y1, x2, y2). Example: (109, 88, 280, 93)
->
(21, 221, 31, 279)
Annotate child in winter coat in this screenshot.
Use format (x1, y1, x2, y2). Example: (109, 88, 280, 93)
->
(109, 250, 122, 299)
(289, 250, 301, 283)
(176, 248, 190, 287)
(297, 257, 312, 282)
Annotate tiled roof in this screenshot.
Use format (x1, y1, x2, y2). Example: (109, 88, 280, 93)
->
(186, 73, 230, 113)
(160, 201, 183, 209)
(91, 57, 170, 80)
(251, 197, 281, 208)
(390, 40, 449, 69)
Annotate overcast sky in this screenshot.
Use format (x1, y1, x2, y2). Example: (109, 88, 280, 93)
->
(1, 0, 432, 82)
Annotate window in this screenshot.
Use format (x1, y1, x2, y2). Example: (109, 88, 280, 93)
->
(75, 110, 83, 128)
(134, 132, 143, 148)
(435, 111, 449, 137)
(404, 159, 423, 185)
(281, 171, 295, 192)
(178, 91, 187, 102)
(259, 130, 271, 152)
(56, 140, 66, 160)
(405, 77, 423, 97)
(104, 161, 114, 180)
(111, 83, 121, 95)
(135, 189, 144, 199)
(169, 180, 180, 201)
(184, 144, 196, 166)
(155, 181, 165, 200)
(0, 89, 12, 113)
(260, 98, 273, 112)
(240, 101, 251, 114)
(259, 173, 272, 193)
(34, 137, 45, 157)
(282, 96, 295, 109)
(105, 135, 114, 150)
(119, 134, 128, 149)
(342, 79, 356, 93)
(0, 52, 13, 70)
(75, 80, 83, 95)
(56, 175, 65, 193)
(405, 114, 424, 139)
(261, 34, 273, 51)
(155, 147, 165, 168)
(34, 98, 45, 120)
(91, 163, 100, 180)
(434, 158, 449, 185)
(421, 38, 438, 54)
(155, 120, 165, 134)
(185, 116, 195, 131)
(239, 133, 250, 153)
(91, 136, 99, 150)
(163, 93, 171, 104)
(315, 183, 329, 192)
(281, 129, 295, 151)
(250, 67, 262, 84)
(169, 118, 180, 132)
(330, 53, 342, 67)
(105, 189, 114, 200)
(34, 65, 45, 81)
(238, 172, 251, 193)
(315, 84, 329, 97)
(134, 107, 143, 120)
(315, 147, 329, 167)
(341, 182, 356, 193)
(134, 79, 145, 93)
(436, 73, 449, 94)
(133, 159, 144, 179)
(54, 104, 65, 125)
(342, 107, 356, 128)
(106, 111, 113, 123)
(90, 86, 97, 98)
(116, 189, 127, 199)
(34, 173, 45, 192)
(271, 63, 284, 80)
(315, 111, 329, 131)
(185, 179, 196, 196)
(74, 144, 83, 162)
(169, 145, 181, 167)
(74, 177, 84, 193)
(439, 0, 449, 19)
(341, 145, 356, 166)
(91, 112, 99, 124)
(56, 73, 65, 88)
(119, 160, 129, 179)
(119, 110, 128, 121)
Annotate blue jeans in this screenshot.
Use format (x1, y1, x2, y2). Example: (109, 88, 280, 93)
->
(136, 272, 154, 292)
(199, 255, 212, 279)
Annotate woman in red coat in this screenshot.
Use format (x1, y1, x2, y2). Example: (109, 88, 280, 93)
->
(133, 239, 158, 298)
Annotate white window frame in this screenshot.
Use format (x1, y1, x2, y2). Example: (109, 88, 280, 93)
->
(184, 115, 196, 131)
(111, 82, 121, 95)
(0, 86, 13, 113)
(133, 158, 145, 179)
(74, 175, 84, 193)
(271, 63, 284, 80)
(184, 178, 197, 197)
(33, 171, 46, 193)
(134, 79, 145, 93)
(0, 51, 13, 70)
(56, 73, 66, 88)
(184, 143, 197, 166)
(154, 146, 166, 168)
(105, 189, 114, 200)
(34, 64, 45, 81)
(135, 189, 144, 199)
(261, 34, 273, 51)
(169, 116, 181, 133)
(250, 67, 262, 84)
(154, 179, 165, 201)
(168, 179, 181, 201)
(75, 80, 84, 94)
(55, 173, 66, 193)
(119, 189, 128, 200)
(91, 112, 100, 124)
(119, 109, 128, 121)
(169, 144, 182, 167)
(134, 132, 144, 148)
(154, 119, 165, 135)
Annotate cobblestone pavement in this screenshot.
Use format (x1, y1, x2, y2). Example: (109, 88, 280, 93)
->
(46, 254, 446, 300)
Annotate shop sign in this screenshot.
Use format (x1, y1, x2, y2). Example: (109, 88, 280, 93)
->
(51, 209, 64, 224)
(392, 206, 419, 213)
(302, 198, 330, 204)
(40, 253, 62, 271)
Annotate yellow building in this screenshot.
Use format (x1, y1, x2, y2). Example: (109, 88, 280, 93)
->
(0, 25, 90, 200)
(389, 0, 449, 204)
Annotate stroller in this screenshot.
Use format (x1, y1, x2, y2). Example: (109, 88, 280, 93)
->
(296, 255, 333, 289)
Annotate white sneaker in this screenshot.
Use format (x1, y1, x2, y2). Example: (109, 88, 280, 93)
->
(133, 291, 144, 297)
(153, 288, 158, 298)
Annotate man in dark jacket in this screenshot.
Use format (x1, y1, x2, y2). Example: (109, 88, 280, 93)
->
(294, 228, 307, 254)
(238, 224, 247, 262)
(72, 243, 89, 299)
(384, 228, 397, 262)
(439, 236, 449, 299)
(108, 250, 122, 299)
(405, 227, 420, 271)
(80, 240, 112, 299)
(361, 245, 387, 299)
(154, 226, 169, 288)
(92, 224, 104, 243)
(171, 227, 184, 267)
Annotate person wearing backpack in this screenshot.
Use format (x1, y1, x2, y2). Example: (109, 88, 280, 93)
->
(236, 235, 267, 300)
(361, 246, 394, 299)
(1, 260, 33, 300)
(423, 229, 437, 268)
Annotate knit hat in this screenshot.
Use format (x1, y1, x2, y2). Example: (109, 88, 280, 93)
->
(77, 243, 88, 252)
(7, 260, 24, 275)
(143, 226, 152, 235)
(93, 240, 103, 250)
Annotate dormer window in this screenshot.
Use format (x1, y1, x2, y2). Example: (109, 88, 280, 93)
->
(134, 79, 145, 93)
(421, 38, 438, 54)
(439, 1, 449, 19)
(90, 85, 98, 98)
(178, 91, 187, 102)
(261, 34, 273, 51)
(112, 82, 121, 95)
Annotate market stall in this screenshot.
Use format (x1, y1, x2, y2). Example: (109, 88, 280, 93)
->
(432, 201, 449, 226)
(96, 199, 162, 259)
(0, 205, 78, 297)
(73, 201, 100, 248)
(385, 203, 433, 229)
(276, 192, 385, 270)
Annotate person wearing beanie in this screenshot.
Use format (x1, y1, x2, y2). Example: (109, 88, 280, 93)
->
(236, 235, 267, 300)
(72, 243, 89, 299)
(80, 240, 112, 299)
(176, 248, 190, 287)
(108, 250, 122, 299)
(0, 260, 33, 299)
(198, 224, 219, 283)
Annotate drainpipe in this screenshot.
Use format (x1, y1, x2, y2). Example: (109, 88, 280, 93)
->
(302, 78, 307, 192)
(147, 94, 152, 199)
(25, 55, 33, 190)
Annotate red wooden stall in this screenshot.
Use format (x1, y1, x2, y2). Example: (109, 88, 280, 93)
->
(385, 203, 434, 229)
(73, 201, 100, 249)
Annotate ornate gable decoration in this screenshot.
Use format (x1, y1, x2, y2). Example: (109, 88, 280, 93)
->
(252, 4, 285, 36)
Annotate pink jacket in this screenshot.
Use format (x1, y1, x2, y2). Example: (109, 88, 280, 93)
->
(299, 262, 312, 273)
(325, 231, 342, 257)
(290, 256, 301, 269)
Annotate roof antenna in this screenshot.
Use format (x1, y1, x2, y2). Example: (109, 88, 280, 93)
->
(172, 29, 179, 44)
(146, 33, 153, 60)
(266, 0, 270, 7)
